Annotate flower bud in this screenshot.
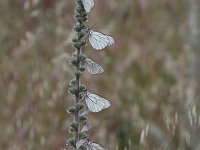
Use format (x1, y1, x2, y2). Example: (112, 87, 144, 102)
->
(68, 86, 79, 95)
(78, 54, 86, 61)
(66, 138, 76, 147)
(72, 37, 79, 42)
(73, 41, 82, 49)
(69, 79, 76, 86)
(75, 103, 85, 112)
(79, 84, 86, 92)
(78, 31, 85, 39)
(70, 58, 78, 66)
(75, 70, 82, 78)
(79, 132, 87, 139)
(69, 121, 79, 132)
(79, 115, 87, 122)
(68, 127, 75, 133)
(67, 106, 76, 114)
(79, 66, 85, 72)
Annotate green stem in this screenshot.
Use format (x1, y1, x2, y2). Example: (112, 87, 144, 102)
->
(67, 0, 87, 149)
(74, 47, 80, 149)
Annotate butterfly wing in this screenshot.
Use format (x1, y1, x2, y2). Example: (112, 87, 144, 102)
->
(85, 92, 111, 112)
(82, 0, 94, 12)
(81, 124, 90, 132)
(89, 31, 115, 50)
(76, 139, 88, 149)
(84, 58, 104, 75)
(87, 142, 108, 150)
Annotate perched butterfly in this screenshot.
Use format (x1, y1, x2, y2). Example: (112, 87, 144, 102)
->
(88, 30, 115, 50)
(76, 138, 108, 150)
(84, 91, 111, 112)
(82, 0, 94, 12)
(81, 123, 96, 133)
(83, 58, 104, 75)
(81, 124, 90, 133)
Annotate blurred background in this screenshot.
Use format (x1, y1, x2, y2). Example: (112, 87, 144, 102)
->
(1, 0, 200, 149)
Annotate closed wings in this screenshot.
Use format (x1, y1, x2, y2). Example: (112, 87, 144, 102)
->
(76, 139, 107, 150)
(85, 92, 111, 112)
(82, 0, 94, 12)
(89, 30, 115, 50)
(81, 124, 90, 132)
(84, 58, 104, 75)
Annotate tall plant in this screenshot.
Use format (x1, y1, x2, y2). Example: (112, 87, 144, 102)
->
(66, 0, 115, 149)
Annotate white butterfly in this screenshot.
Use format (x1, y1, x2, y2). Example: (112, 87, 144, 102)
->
(76, 139, 107, 150)
(81, 124, 90, 132)
(82, 0, 94, 12)
(88, 30, 115, 50)
(83, 58, 104, 75)
(84, 92, 111, 112)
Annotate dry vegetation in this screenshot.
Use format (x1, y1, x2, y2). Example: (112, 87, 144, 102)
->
(0, 0, 200, 150)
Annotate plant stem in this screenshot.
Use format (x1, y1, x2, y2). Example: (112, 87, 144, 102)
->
(67, 0, 87, 149)
(74, 47, 80, 148)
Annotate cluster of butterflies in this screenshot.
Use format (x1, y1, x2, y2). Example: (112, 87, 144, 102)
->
(79, 30, 115, 113)
(74, 0, 115, 149)
(83, 29, 115, 77)
(80, 0, 115, 113)
(81, 29, 115, 112)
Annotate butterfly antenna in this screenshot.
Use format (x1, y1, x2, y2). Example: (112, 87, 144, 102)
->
(86, 81, 90, 90)
(87, 23, 97, 31)
(88, 128, 96, 140)
(91, 23, 97, 30)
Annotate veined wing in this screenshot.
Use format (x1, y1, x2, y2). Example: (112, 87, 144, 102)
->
(85, 92, 111, 112)
(77, 139, 108, 150)
(82, 0, 94, 12)
(89, 31, 115, 50)
(87, 141, 108, 150)
(84, 58, 104, 75)
(76, 139, 88, 149)
(81, 124, 90, 132)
